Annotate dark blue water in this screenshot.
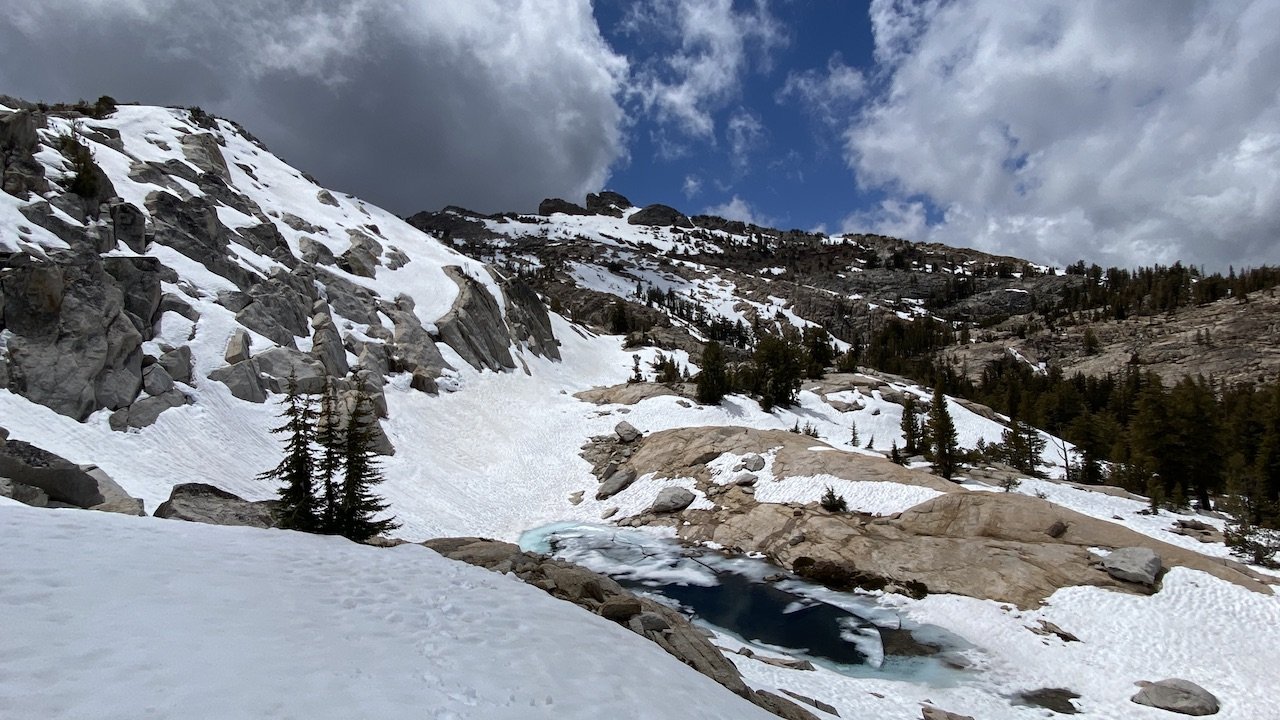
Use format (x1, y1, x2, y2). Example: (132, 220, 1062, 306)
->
(519, 523, 970, 682)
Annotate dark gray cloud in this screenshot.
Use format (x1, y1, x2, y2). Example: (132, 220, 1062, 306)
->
(1, 0, 629, 215)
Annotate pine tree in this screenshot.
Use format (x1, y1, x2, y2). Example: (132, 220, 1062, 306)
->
(335, 381, 399, 542)
(258, 375, 319, 531)
(695, 341, 729, 404)
(1000, 419, 1046, 477)
(900, 395, 921, 455)
(850, 419, 859, 447)
(925, 385, 960, 480)
(890, 442, 904, 465)
(314, 377, 344, 533)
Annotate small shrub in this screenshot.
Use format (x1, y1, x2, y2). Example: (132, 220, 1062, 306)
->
(999, 475, 1022, 492)
(820, 486, 848, 512)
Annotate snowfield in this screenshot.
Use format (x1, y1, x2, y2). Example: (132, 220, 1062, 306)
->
(0, 504, 775, 720)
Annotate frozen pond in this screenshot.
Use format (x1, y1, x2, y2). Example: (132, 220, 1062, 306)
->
(520, 523, 972, 684)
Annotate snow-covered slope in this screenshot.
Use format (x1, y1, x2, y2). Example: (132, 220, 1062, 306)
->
(0, 503, 774, 720)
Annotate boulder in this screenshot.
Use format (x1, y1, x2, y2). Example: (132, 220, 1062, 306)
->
(627, 203, 693, 228)
(252, 347, 328, 394)
(235, 271, 313, 347)
(1102, 547, 1162, 586)
(383, 297, 452, 380)
(225, 328, 251, 364)
(108, 388, 189, 430)
(310, 307, 350, 377)
(158, 345, 193, 384)
(615, 421, 641, 443)
(0, 440, 142, 512)
(154, 483, 277, 528)
(537, 198, 591, 216)
(0, 477, 49, 507)
(598, 597, 643, 621)
(649, 486, 695, 514)
(1131, 679, 1220, 716)
(299, 236, 337, 266)
(179, 133, 230, 180)
(779, 690, 838, 716)
(596, 467, 637, 500)
(142, 364, 174, 396)
(208, 360, 267, 403)
(921, 707, 974, 720)
(752, 691, 821, 720)
(739, 454, 766, 472)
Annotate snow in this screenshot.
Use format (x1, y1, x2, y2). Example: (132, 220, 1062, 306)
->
(0, 504, 774, 720)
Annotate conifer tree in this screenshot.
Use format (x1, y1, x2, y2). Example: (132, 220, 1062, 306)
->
(900, 395, 921, 455)
(925, 385, 960, 480)
(695, 341, 729, 404)
(314, 377, 344, 533)
(1000, 418, 1046, 477)
(335, 380, 399, 542)
(258, 375, 319, 531)
(850, 419, 859, 447)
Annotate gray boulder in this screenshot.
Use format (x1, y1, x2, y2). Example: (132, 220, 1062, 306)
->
(225, 328, 251, 364)
(436, 266, 515, 372)
(738, 454, 766, 472)
(310, 306, 350, 377)
(921, 708, 975, 720)
(235, 271, 313, 347)
(299, 236, 337, 266)
(0, 439, 141, 512)
(208, 360, 266, 403)
(383, 297, 452, 381)
(1102, 547, 1162, 586)
(615, 421, 641, 443)
(649, 486, 696, 514)
(627, 203, 693, 228)
(154, 483, 277, 528)
(0, 477, 49, 507)
(179, 133, 230, 180)
(108, 388, 189, 431)
(338, 229, 382, 278)
(158, 345, 193, 384)
(1131, 679, 1220, 716)
(596, 467, 637, 500)
(252, 347, 328, 394)
(142, 364, 174, 396)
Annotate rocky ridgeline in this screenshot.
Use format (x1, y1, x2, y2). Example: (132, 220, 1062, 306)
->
(0, 99, 559, 447)
(408, 192, 1084, 361)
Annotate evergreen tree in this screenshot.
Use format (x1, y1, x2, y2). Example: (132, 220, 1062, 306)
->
(314, 377, 344, 533)
(258, 375, 319, 531)
(1000, 419, 1046, 477)
(820, 486, 848, 512)
(849, 419, 859, 447)
(925, 386, 960, 480)
(900, 395, 921, 455)
(701, 338, 732, 399)
(751, 334, 803, 410)
(335, 381, 399, 542)
(890, 442, 904, 465)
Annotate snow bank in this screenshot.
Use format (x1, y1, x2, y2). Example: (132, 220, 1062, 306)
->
(0, 505, 773, 720)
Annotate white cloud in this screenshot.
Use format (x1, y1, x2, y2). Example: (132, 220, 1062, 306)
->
(777, 53, 866, 125)
(623, 0, 786, 140)
(726, 109, 766, 171)
(0, 0, 630, 215)
(682, 174, 703, 199)
(703, 194, 777, 227)
(847, 0, 1280, 268)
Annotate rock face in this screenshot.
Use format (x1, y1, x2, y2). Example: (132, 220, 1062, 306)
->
(537, 198, 591, 216)
(585, 191, 632, 215)
(435, 266, 516, 372)
(1131, 679, 1221, 716)
(1, 252, 157, 420)
(627, 203, 694, 228)
(498, 273, 560, 360)
(1102, 547, 1163, 585)
(423, 537, 818, 720)
(154, 483, 277, 528)
(677, 476, 1270, 608)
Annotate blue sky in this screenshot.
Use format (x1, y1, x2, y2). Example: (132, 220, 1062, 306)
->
(3, 0, 1277, 269)
(593, 0, 880, 233)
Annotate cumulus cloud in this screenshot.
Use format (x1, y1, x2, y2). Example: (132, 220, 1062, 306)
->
(0, 0, 629, 215)
(845, 0, 1280, 269)
(703, 194, 777, 227)
(622, 0, 786, 140)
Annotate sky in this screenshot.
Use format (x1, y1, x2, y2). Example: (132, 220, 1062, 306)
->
(2, 0, 1278, 270)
